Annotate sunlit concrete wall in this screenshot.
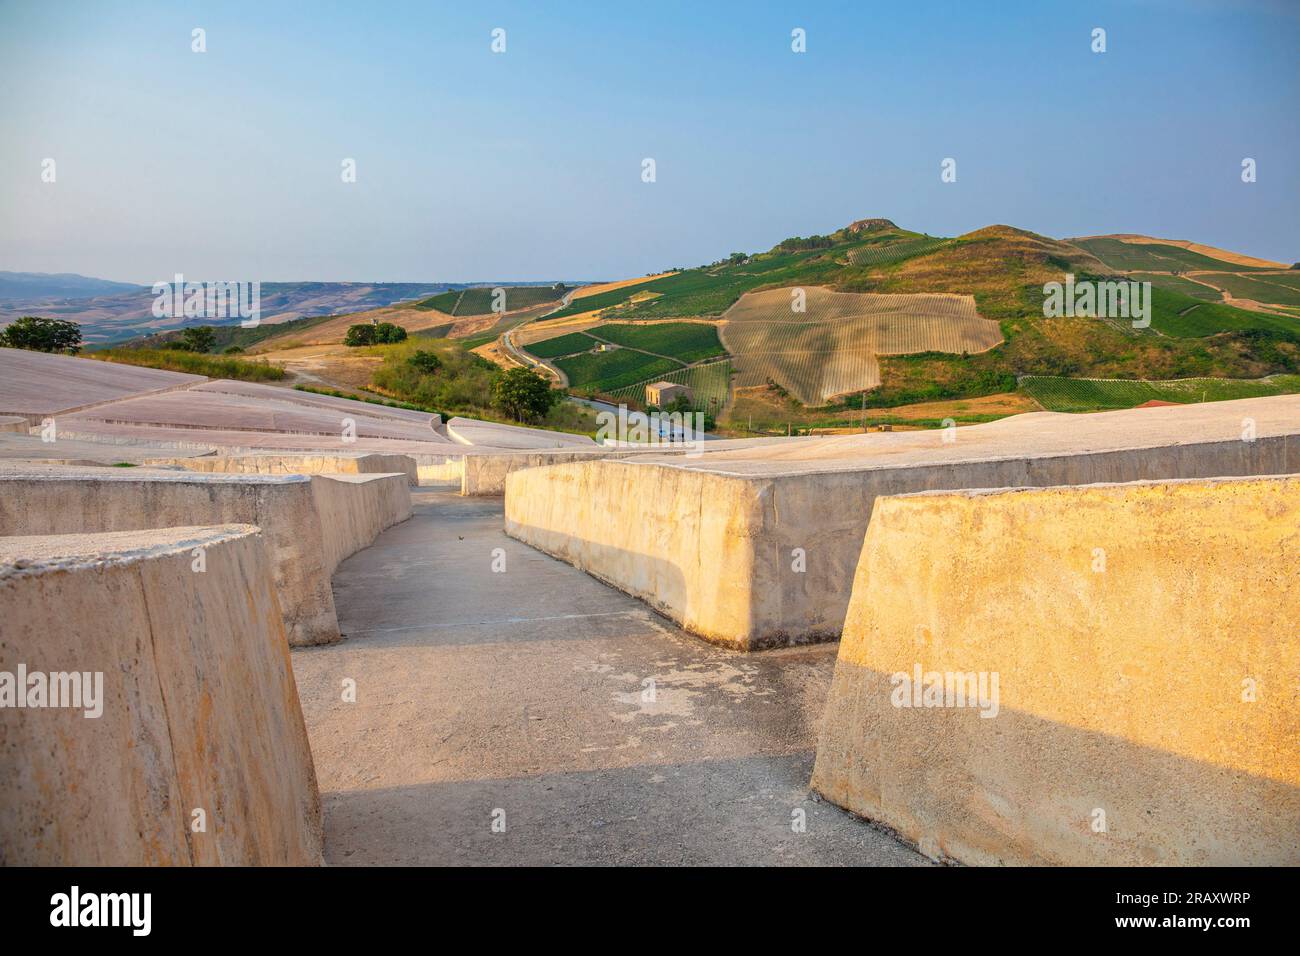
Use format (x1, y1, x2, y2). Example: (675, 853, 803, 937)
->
(811, 476, 1300, 865)
(0, 525, 322, 865)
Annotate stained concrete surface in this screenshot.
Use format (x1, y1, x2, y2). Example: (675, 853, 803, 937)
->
(292, 491, 927, 866)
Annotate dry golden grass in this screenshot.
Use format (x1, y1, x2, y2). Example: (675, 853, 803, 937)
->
(253, 343, 383, 390)
(719, 385, 1036, 432)
(719, 287, 1003, 404)
(250, 304, 443, 351)
(568, 272, 677, 301)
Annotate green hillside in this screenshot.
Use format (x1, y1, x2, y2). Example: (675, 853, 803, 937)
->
(1071, 237, 1273, 273)
(415, 285, 565, 316)
(543, 222, 937, 322)
(1022, 374, 1300, 412)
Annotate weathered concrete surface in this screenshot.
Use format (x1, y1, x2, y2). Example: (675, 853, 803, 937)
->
(811, 475, 1300, 866)
(0, 432, 215, 464)
(506, 396, 1300, 649)
(146, 451, 419, 486)
(194, 379, 442, 429)
(52, 421, 454, 455)
(293, 491, 928, 865)
(0, 347, 203, 424)
(0, 525, 322, 865)
(446, 416, 595, 449)
(0, 467, 411, 645)
(460, 446, 694, 495)
(60, 387, 449, 444)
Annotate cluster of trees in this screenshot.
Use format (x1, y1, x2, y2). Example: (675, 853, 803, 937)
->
(372, 343, 559, 423)
(344, 322, 408, 346)
(775, 235, 836, 252)
(0, 316, 83, 353)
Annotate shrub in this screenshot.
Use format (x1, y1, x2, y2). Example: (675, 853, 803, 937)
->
(408, 350, 441, 374)
(374, 322, 408, 344)
(344, 324, 376, 347)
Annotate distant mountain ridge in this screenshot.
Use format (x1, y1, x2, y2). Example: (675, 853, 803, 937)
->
(0, 271, 145, 300)
(0, 279, 473, 344)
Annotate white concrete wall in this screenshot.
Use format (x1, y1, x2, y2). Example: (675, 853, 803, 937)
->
(506, 401, 1300, 649)
(0, 469, 411, 646)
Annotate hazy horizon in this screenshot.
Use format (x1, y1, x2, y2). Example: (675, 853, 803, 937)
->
(2, 0, 1297, 285)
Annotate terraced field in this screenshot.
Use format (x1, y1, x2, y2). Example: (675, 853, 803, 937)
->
(415, 285, 564, 316)
(1148, 288, 1299, 337)
(720, 287, 1003, 405)
(1071, 237, 1273, 273)
(1198, 273, 1300, 308)
(542, 231, 945, 323)
(1129, 272, 1223, 301)
(554, 349, 681, 392)
(525, 331, 597, 359)
(1021, 374, 1300, 412)
(603, 359, 734, 411)
(845, 236, 954, 266)
(587, 323, 724, 363)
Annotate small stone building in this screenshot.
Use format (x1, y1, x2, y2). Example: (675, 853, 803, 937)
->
(645, 381, 693, 407)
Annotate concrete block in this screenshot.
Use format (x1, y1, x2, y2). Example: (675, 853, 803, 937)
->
(505, 396, 1300, 649)
(0, 468, 411, 646)
(810, 475, 1300, 865)
(0, 525, 322, 865)
(146, 451, 419, 486)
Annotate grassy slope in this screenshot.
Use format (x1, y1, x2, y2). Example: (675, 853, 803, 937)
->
(88, 348, 286, 381)
(1199, 272, 1300, 307)
(1022, 374, 1300, 412)
(413, 286, 564, 316)
(1071, 237, 1273, 273)
(543, 226, 929, 322)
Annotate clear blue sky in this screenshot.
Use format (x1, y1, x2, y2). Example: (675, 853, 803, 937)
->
(1, 0, 1296, 283)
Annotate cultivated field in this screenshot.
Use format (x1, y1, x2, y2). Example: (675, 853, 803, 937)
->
(1070, 237, 1274, 273)
(586, 322, 725, 363)
(845, 236, 954, 266)
(1147, 288, 1299, 337)
(568, 272, 676, 301)
(720, 287, 1003, 405)
(1198, 272, 1300, 308)
(1021, 374, 1300, 412)
(415, 286, 564, 316)
(1072, 234, 1285, 269)
(525, 331, 597, 359)
(1129, 272, 1224, 301)
(604, 359, 734, 411)
(554, 349, 681, 392)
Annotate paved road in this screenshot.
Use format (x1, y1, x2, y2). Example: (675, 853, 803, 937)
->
(292, 490, 927, 866)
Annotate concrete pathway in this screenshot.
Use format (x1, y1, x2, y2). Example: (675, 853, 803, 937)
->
(292, 490, 927, 866)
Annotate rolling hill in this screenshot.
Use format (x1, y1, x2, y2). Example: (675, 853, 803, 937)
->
(512, 220, 1299, 418)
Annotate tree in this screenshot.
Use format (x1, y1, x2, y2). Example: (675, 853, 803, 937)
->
(408, 350, 441, 374)
(344, 324, 376, 347)
(177, 326, 216, 353)
(0, 316, 82, 354)
(493, 366, 559, 422)
(373, 322, 408, 344)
